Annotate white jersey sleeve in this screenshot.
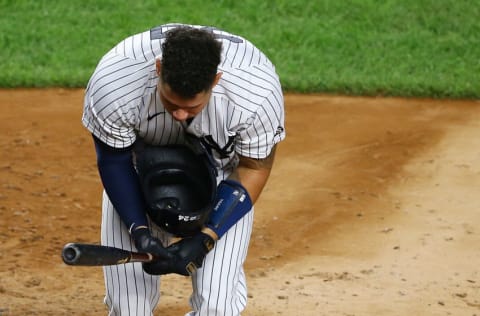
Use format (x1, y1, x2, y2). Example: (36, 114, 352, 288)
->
(231, 66, 285, 159)
(212, 28, 286, 160)
(82, 31, 160, 148)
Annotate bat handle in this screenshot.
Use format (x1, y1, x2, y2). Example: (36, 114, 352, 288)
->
(130, 252, 155, 263)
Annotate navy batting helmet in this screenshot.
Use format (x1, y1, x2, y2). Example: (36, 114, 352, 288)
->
(135, 136, 217, 237)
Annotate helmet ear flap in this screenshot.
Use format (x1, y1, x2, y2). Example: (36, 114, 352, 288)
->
(136, 143, 217, 237)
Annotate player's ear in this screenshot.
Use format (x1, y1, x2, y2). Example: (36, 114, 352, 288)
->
(155, 59, 162, 75)
(212, 72, 222, 87)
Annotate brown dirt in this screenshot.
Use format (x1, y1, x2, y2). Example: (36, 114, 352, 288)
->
(1, 89, 479, 316)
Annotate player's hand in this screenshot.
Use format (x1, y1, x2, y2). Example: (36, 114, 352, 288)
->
(131, 227, 173, 260)
(166, 232, 215, 276)
(132, 229, 215, 276)
(143, 232, 215, 276)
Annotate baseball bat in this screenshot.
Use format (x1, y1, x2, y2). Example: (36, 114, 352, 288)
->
(61, 243, 154, 266)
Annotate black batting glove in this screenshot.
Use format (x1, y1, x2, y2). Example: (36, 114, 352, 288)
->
(131, 227, 177, 276)
(134, 232, 214, 276)
(166, 232, 215, 276)
(131, 227, 173, 261)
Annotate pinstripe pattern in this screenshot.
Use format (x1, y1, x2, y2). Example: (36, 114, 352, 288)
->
(83, 23, 285, 315)
(189, 210, 254, 315)
(101, 191, 168, 315)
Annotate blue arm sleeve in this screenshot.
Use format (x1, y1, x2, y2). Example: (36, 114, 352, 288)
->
(206, 180, 253, 238)
(93, 135, 148, 232)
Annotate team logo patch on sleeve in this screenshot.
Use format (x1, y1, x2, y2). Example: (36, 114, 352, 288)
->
(274, 126, 284, 137)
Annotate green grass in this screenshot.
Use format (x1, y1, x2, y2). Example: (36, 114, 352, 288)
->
(0, 0, 479, 98)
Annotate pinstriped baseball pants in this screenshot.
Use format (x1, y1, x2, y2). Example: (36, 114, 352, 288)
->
(100, 191, 254, 316)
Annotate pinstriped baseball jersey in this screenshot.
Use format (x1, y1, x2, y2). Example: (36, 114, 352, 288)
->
(83, 23, 285, 315)
(82, 23, 285, 176)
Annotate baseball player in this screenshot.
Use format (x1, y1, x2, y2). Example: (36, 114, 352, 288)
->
(82, 23, 285, 315)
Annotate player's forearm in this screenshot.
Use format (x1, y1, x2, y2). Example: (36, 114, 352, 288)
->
(229, 145, 277, 204)
(93, 135, 149, 232)
(230, 166, 271, 204)
(202, 148, 277, 239)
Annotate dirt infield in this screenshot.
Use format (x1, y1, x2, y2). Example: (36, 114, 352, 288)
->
(1, 89, 479, 315)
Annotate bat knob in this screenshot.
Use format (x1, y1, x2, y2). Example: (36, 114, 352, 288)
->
(60, 242, 151, 266)
(62, 243, 80, 265)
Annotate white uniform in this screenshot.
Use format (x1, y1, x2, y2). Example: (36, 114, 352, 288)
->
(82, 23, 285, 316)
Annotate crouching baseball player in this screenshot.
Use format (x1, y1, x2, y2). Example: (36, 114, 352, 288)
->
(82, 23, 285, 315)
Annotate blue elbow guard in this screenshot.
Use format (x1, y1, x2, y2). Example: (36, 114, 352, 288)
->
(206, 180, 253, 238)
